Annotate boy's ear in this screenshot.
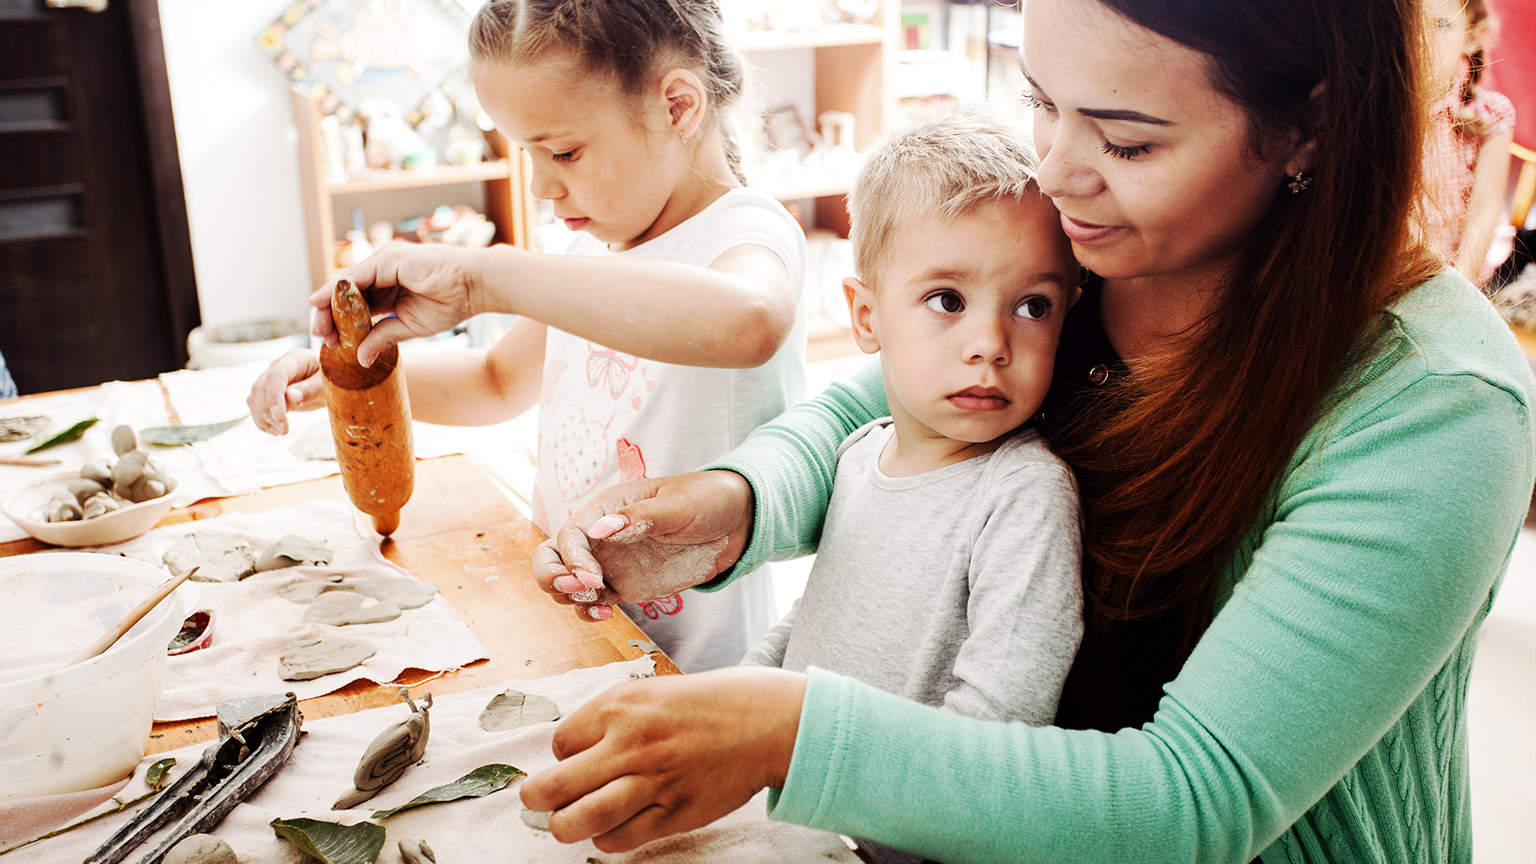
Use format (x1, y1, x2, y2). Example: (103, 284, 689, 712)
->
(659, 69, 707, 142)
(842, 277, 880, 355)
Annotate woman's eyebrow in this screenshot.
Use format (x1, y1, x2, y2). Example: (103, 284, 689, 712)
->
(1020, 64, 1173, 126)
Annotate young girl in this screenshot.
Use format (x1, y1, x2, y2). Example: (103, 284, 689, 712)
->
(248, 0, 805, 673)
(1425, 0, 1516, 288)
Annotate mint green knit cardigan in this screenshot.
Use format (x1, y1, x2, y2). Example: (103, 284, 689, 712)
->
(705, 271, 1535, 863)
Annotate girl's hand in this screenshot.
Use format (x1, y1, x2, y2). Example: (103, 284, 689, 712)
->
(530, 471, 755, 619)
(247, 349, 324, 435)
(520, 667, 806, 852)
(310, 242, 488, 367)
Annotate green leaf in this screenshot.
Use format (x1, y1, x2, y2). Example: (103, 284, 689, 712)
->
(371, 764, 525, 819)
(270, 817, 385, 864)
(139, 415, 247, 446)
(145, 758, 176, 791)
(25, 417, 99, 453)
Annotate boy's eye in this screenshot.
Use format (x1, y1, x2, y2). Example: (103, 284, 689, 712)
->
(551, 149, 577, 162)
(924, 291, 964, 314)
(1016, 297, 1051, 320)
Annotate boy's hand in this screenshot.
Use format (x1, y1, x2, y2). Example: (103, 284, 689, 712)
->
(310, 242, 487, 367)
(247, 349, 324, 435)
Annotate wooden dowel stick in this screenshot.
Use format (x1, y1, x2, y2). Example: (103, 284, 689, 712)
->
(71, 567, 198, 665)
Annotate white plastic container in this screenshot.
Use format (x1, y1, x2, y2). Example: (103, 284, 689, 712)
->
(0, 553, 196, 799)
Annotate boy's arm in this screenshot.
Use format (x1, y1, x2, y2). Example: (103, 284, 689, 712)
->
(403, 317, 546, 426)
(942, 460, 1083, 725)
(741, 598, 800, 668)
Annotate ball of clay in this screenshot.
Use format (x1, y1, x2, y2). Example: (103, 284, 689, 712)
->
(110, 424, 139, 456)
(111, 449, 171, 503)
(162, 834, 237, 864)
(46, 491, 83, 522)
(67, 477, 109, 504)
(399, 839, 437, 863)
(81, 491, 120, 519)
(80, 458, 114, 485)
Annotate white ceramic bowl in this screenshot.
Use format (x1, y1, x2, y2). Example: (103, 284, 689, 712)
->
(2, 470, 177, 547)
(0, 553, 196, 799)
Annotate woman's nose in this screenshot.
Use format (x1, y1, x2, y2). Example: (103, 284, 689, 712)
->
(1034, 122, 1101, 202)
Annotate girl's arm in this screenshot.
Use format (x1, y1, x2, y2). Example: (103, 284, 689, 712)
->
(247, 317, 546, 433)
(402, 316, 546, 426)
(473, 242, 797, 368)
(1453, 124, 1516, 284)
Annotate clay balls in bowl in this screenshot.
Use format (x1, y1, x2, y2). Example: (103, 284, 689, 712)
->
(2, 427, 178, 547)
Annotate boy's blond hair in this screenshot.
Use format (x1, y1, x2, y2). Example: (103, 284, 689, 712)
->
(849, 108, 1042, 286)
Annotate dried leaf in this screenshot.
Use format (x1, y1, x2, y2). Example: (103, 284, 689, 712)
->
(140, 415, 247, 446)
(0, 415, 48, 443)
(479, 690, 560, 732)
(371, 764, 525, 819)
(25, 417, 99, 453)
(145, 758, 177, 791)
(270, 817, 385, 864)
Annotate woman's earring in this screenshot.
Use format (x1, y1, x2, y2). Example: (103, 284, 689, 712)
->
(1287, 170, 1313, 194)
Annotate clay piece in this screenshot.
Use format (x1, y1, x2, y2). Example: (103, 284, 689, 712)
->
(478, 689, 560, 732)
(399, 839, 437, 864)
(521, 809, 552, 833)
(111, 448, 172, 502)
(279, 638, 376, 681)
(627, 639, 660, 654)
(79, 458, 114, 485)
(304, 591, 402, 626)
(255, 534, 334, 572)
(0, 415, 48, 443)
(282, 574, 437, 610)
(81, 491, 120, 519)
(85, 693, 302, 864)
(333, 689, 432, 810)
(162, 833, 237, 864)
(110, 424, 139, 456)
(164, 533, 257, 583)
(67, 477, 109, 503)
(46, 491, 83, 522)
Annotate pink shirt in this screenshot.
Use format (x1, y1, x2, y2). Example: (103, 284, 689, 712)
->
(1424, 86, 1516, 284)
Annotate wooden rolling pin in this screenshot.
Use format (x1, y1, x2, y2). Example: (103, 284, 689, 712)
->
(320, 279, 415, 536)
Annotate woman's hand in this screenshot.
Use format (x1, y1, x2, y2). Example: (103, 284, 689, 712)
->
(530, 471, 756, 619)
(310, 242, 490, 367)
(520, 667, 806, 852)
(247, 349, 324, 435)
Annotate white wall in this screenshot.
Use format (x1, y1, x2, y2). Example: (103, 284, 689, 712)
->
(156, 0, 312, 329)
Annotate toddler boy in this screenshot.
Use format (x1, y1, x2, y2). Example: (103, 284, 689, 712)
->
(744, 109, 1084, 738)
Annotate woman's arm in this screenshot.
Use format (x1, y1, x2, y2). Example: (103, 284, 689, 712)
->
(1452, 124, 1515, 284)
(530, 360, 888, 606)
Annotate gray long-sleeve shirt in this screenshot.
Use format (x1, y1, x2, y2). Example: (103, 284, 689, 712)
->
(743, 419, 1084, 727)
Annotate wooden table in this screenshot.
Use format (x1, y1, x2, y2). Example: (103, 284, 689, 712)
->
(0, 454, 678, 753)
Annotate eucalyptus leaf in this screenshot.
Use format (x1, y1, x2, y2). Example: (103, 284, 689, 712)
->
(140, 415, 247, 446)
(145, 757, 177, 791)
(25, 417, 99, 453)
(270, 817, 385, 864)
(371, 763, 525, 819)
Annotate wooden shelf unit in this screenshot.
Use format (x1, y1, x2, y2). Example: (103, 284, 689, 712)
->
(738, 6, 899, 237)
(290, 86, 531, 291)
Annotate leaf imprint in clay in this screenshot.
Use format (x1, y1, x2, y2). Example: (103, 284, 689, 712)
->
(281, 574, 438, 609)
(304, 591, 402, 626)
(162, 833, 237, 864)
(255, 534, 334, 572)
(163, 533, 257, 582)
(478, 689, 560, 732)
(521, 808, 553, 833)
(278, 638, 376, 681)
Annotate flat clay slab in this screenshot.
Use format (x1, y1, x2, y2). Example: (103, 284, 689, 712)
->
(279, 638, 376, 681)
(163, 533, 256, 582)
(303, 591, 402, 626)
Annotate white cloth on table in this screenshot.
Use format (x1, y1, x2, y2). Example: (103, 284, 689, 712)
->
(7, 657, 861, 863)
(94, 500, 487, 721)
